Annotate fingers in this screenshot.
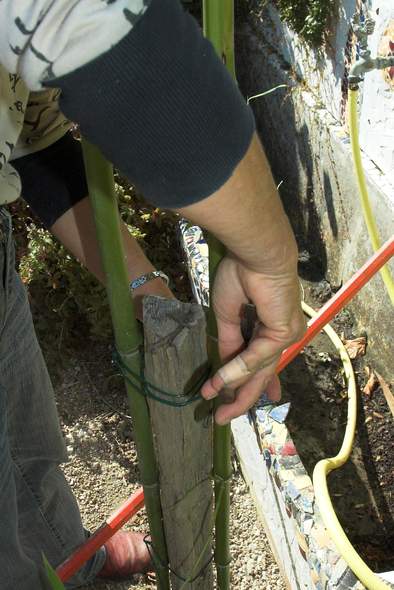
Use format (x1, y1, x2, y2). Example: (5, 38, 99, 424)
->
(214, 371, 281, 426)
(201, 254, 306, 424)
(265, 374, 281, 402)
(220, 387, 237, 404)
(202, 324, 290, 399)
(202, 312, 247, 399)
(201, 320, 300, 424)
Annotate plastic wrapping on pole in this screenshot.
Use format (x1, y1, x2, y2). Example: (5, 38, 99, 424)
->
(57, 489, 145, 582)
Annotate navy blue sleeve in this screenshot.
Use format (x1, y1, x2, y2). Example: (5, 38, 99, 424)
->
(45, 0, 255, 209)
(12, 133, 88, 228)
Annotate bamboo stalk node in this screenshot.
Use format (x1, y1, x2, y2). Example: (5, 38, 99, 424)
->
(213, 473, 232, 484)
(144, 537, 214, 585)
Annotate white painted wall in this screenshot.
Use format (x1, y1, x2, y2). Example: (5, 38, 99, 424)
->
(263, 0, 394, 183)
(359, 3, 394, 178)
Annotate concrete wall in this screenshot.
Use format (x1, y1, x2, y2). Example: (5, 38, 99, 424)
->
(236, 1, 393, 377)
(359, 4, 394, 177)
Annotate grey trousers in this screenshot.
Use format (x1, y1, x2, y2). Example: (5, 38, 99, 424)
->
(0, 208, 105, 589)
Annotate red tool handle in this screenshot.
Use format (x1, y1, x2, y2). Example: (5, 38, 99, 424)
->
(57, 488, 145, 582)
(277, 236, 394, 373)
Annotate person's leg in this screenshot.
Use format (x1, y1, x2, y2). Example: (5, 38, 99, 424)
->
(0, 210, 51, 590)
(0, 208, 105, 588)
(0, 386, 49, 590)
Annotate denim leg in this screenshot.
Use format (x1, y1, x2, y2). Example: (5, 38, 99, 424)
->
(0, 209, 105, 589)
(0, 384, 50, 589)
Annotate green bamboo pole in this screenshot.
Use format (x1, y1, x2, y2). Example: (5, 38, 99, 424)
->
(203, 1, 235, 588)
(207, 234, 231, 590)
(82, 141, 170, 590)
(203, 0, 235, 77)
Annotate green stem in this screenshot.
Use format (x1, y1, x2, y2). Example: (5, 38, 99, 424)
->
(204, 2, 235, 588)
(82, 141, 170, 590)
(203, 0, 235, 77)
(207, 232, 231, 590)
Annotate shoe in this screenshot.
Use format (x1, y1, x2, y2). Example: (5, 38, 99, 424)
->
(98, 531, 152, 579)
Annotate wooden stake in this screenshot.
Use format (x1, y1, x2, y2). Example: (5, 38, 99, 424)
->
(143, 296, 213, 589)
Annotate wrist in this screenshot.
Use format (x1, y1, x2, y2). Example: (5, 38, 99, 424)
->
(230, 220, 299, 276)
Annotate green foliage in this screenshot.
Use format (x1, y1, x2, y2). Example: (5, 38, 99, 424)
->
(276, 0, 336, 46)
(43, 555, 66, 590)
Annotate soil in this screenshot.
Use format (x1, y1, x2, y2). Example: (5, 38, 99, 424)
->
(280, 270, 394, 573)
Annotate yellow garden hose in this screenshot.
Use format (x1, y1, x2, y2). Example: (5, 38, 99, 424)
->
(301, 302, 390, 589)
(348, 89, 394, 305)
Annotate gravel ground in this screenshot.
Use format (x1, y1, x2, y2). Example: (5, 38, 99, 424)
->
(54, 344, 285, 590)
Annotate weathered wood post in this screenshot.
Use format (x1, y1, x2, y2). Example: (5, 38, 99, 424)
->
(143, 296, 213, 589)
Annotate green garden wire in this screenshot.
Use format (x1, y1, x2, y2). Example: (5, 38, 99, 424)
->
(113, 349, 211, 408)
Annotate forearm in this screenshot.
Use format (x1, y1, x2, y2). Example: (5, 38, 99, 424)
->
(176, 134, 298, 275)
(50, 196, 173, 316)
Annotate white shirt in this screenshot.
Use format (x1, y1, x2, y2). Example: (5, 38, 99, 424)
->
(0, 0, 148, 205)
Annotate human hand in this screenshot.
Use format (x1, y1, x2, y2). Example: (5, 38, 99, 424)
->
(201, 255, 306, 425)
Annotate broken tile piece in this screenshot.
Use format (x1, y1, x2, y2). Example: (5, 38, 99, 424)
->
(279, 455, 301, 469)
(303, 518, 314, 536)
(269, 402, 291, 423)
(329, 561, 358, 589)
(280, 469, 296, 482)
(271, 423, 288, 447)
(293, 475, 312, 491)
(255, 408, 267, 423)
(300, 494, 315, 514)
(280, 441, 297, 456)
(311, 569, 320, 584)
(286, 481, 301, 500)
(311, 524, 332, 548)
(327, 549, 341, 567)
(263, 449, 272, 468)
(296, 529, 309, 554)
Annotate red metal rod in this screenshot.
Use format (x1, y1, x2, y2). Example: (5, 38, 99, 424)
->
(277, 236, 394, 373)
(57, 488, 145, 582)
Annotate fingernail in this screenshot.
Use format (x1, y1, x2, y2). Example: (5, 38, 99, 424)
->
(204, 391, 218, 400)
(216, 417, 230, 426)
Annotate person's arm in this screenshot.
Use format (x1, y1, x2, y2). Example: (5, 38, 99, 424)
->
(12, 132, 173, 320)
(50, 196, 174, 320)
(3, 0, 304, 422)
(177, 134, 305, 425)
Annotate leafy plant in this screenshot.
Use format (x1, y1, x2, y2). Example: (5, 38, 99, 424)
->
(275, 0, 337, 46)
(43, 556, 65, 590)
